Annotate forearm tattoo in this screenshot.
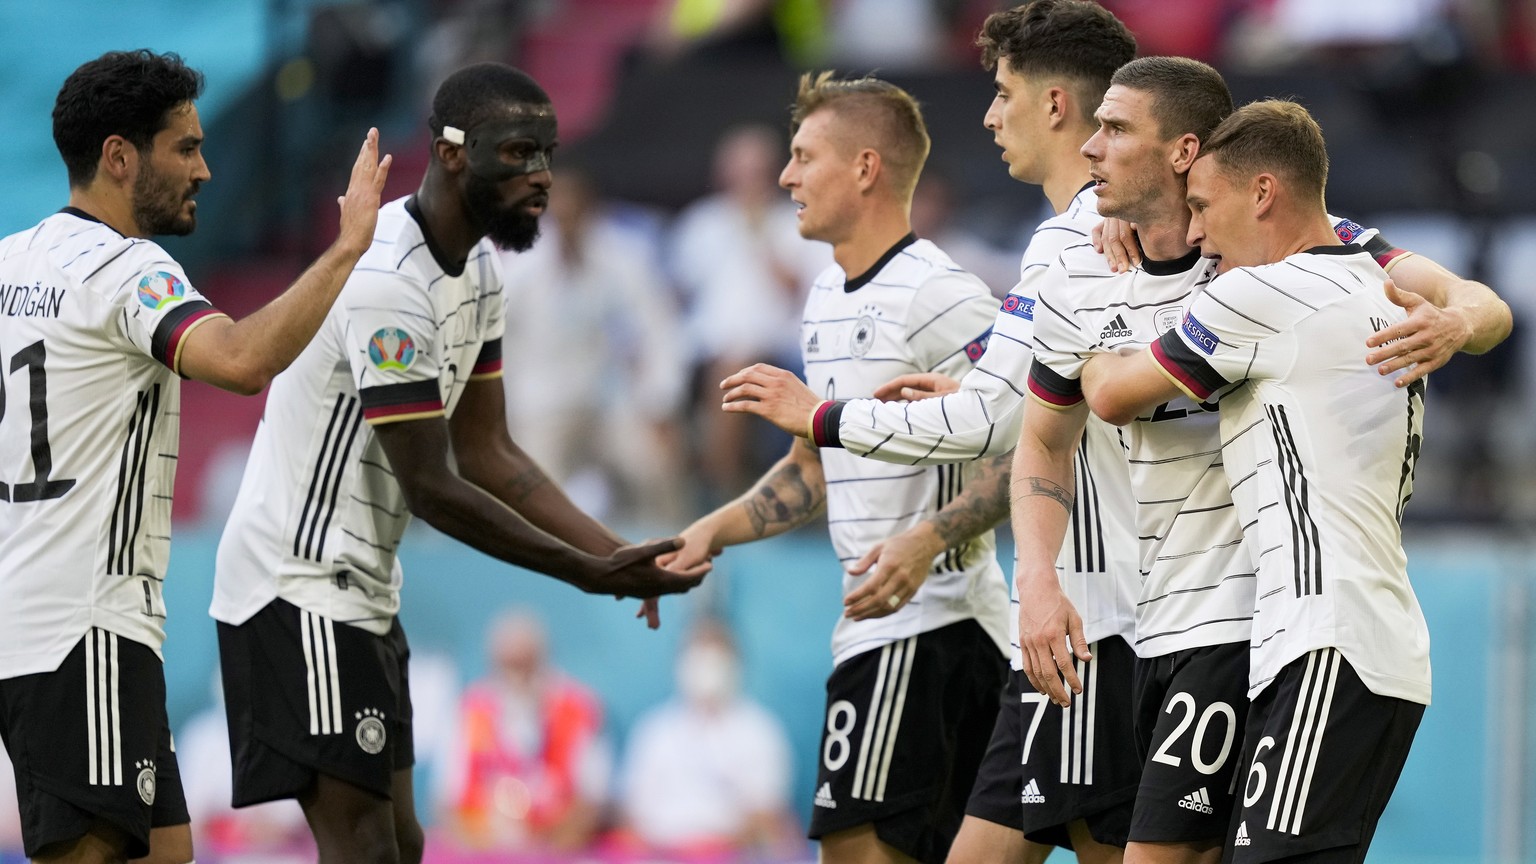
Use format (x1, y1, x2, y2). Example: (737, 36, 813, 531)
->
(931, 454, 1011, 548)
(503, 464, 550, 506)
(743, 463, 823, 537)
(1014, 476, 1074, 514)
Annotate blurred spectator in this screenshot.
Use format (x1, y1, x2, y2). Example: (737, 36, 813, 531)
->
(501, 165, 691, 526)
(824, 0, 947, 71)
(618, 618, 798, 857)
(177, 674, 313, 861)
(669, 124, 831, 502)
(435, 610, 613, 853)
(647, 0, 823, 65)
(910, 172, 1026, 299)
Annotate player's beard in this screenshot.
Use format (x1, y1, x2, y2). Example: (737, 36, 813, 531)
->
(132, 161, 197, 237)
(465, 174, 542, 252)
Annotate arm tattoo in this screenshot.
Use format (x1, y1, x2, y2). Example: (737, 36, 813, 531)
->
(930, 454, 1011, 548)
(743, 463, 824, 537)
(502, 464, 550, 506)
(1014, 476, 1074, 514)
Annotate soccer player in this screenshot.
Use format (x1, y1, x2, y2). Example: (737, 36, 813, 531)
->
(209, 64, 705, 864)
(674, 72, 1010, 864)
(1080, 99, 1438, 864)
(723, 4, 1142, 860)
(0, 49, 390, 864)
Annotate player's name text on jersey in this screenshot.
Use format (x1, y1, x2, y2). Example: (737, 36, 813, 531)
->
(0, 282, 65, 319)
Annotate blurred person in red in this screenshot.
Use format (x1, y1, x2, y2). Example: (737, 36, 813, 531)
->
(617, 618, 798, 858)
(435, 610, 613, 853)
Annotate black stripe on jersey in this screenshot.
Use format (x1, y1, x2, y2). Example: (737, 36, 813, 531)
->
(1266, 404, 1322, 596)
(1036, 294, 1085, 332)
(340, 526, 398, 554)
(1027, 359, 1083, 403)
(80, 242, 142, 284)
(1136, 570, 1254, 607)
(826, 470, 925, 485)
(108, 386, 162, 575)
(1200, 286, 1281, 334)
(359, 380, 442, 413)
(149, 300, 217, 367)
(1155, 330, 1228, 398)
(1133, 616, 1252, 646)
(906, 296, 977, 343)
(1396, 379, 1425, 521)
(474, 337, 502, 369)
(972, 365, 1025, 397)
(1071, 433, 1106, 573)
(294, 395, 363, 561)
(1281, 260, 1357, 298)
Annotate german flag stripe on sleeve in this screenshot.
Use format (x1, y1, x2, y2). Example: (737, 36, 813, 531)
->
(360, 380, 445, 424)
(469, 337, 503, 380)
(1362, 234, 1411, 271)
(151, 300, 226, 373)
(1026, 358, 1083, 408)
(1150, 331, 1227, 401)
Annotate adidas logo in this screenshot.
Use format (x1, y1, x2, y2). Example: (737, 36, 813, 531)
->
(1177, 786, 1215, 815)
(806, 331, 821, 354)
(814, 781, 837, 809)
(1021, 778, 1046, 804)
(1235, 821, 1251, 847)
(1099, 314, 1133, 340)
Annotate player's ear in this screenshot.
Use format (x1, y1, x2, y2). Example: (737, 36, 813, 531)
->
(1170, 134, 1201, 174)
(433, 136, 467, 173)
(855, 147, 881, 192)
(100, 136, 135, 184)
(1045, 86, 1070, 131)
(1253, 173, 1277, 218)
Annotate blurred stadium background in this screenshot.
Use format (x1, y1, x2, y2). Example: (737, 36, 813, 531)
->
(2, 0, 1535, 861)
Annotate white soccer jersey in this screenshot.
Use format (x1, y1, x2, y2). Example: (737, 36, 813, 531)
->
(803, 236, 1009, 666)
(1030, 245, 1252, 658)
(1151, 245, 1430, 705)
(810, 186, 1138, 665)
(212, 196, 505, 635)
(0, 209, 227, 677)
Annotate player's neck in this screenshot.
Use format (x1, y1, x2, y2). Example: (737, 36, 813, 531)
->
(66, 186, 141, 238)
(1041, 149, 1095, 215)
(833, 209, 913, 278)
(1264, 211, 1343, 263)
(413, 181, 477, 264)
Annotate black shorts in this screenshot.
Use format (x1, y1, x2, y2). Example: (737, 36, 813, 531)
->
(1225, 648, 1423, 864)
(1019, 636, 1138, 848)
(0, 628, 188, 859)
(1129, 641, 1249, 844)
(218, 598, 414, 805)
(808, 619, 1006, 864)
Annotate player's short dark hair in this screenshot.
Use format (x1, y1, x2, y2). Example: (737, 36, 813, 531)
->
(976, 0, 1137, 125)
(52, 50, 205, 188)
(790, 71, 930, 199)
(1200, 100, 1329, 200)
(428, 63, 551, 137)
(1110, 56, 1233, 144)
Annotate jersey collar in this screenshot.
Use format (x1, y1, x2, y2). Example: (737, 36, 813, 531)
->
(1140, 247, 1204, 276)
(1301, 243, 1361, 256)
(404, 195, 467, 278)
(845, 232, 917, 293)
(58, 206, 123, 238)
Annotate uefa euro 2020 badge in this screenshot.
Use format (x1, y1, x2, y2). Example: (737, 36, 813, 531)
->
(368, 327, 417, 372)
(136, 272, 186, 311)
(356, 707, 387, 754)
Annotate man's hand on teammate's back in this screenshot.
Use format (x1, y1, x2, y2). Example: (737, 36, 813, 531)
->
(719, 364, 820, 437)
(1091, 217, 1144, 273)
(1365, 277, 1471, 387)
(871, 372, 960, 402)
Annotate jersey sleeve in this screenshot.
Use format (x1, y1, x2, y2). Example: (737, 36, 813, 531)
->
(815, 237, 1059, 464)
(469, 256, 506, 382)
(1149, 269, 1282, 401)
(1328, 216, 1410, 270)
(905, 271, 998, 378)
(1024, 257, 1096, 410)
(345, 269, 446, 425)
(117, 253, 228, 375)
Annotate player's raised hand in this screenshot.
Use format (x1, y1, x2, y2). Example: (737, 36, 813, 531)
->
(720, 363, 820, 436)
(1365, 278, 1470, 387)
(1016, 566, 1090, 707)
(595, 537, 709, 598)
(842, 525, 942, 620)
(871, 372, 961, 403)
(1092, 217, 1143, 273)
(334, 128, 393, 255)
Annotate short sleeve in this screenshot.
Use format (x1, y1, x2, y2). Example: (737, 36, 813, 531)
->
(1025, 258, 1094, 409)
(119, 260, 227, 374)
(1149, 269, 1277, 401)
(469, 252, 506, 381)
(345, 269, 445, 425)
(905, 271, 998, 378)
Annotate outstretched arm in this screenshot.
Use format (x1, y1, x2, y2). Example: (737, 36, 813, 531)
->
(1080, 348, 1184, 426)
(1365, 255, 1513, 386)
(179, 129, 392, 394)
(842, 451, 1011, 620)
(668, 437, 827, 572)
(373, 412, 704, 600)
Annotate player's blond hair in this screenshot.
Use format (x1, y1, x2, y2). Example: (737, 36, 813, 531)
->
(1200, 99, 1329, 201)
(790, 71, 930, 199)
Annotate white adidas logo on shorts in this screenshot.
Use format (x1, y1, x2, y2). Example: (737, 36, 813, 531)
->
(815, 782, 837, 809)
(1235, 821, 1252, 846)
(1021, 778, 1046, 804)
(1177, 786, 1215, 814)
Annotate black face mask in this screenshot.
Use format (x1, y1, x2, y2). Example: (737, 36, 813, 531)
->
(444, 108, 558, 181)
